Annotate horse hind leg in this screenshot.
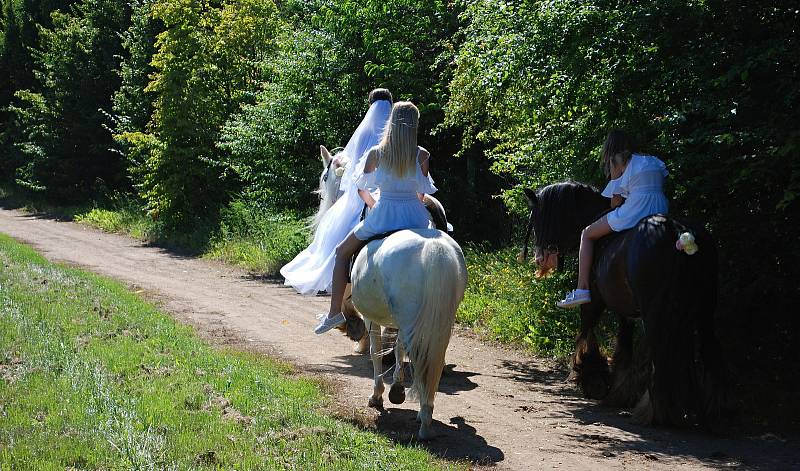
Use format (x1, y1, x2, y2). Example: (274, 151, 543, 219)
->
(382, 327, 398, 368)
(417, 403, 435, 441)
(388, 339, 406, 405)
(572, 302, 610, 399)
(605, 318, 647, 407)
(367, 322, 385, 409)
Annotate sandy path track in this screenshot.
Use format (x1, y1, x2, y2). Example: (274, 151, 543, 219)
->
(1, 208, 797, 470)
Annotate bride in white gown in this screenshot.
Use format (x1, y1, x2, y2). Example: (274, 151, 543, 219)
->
(280, 89, 393, 295)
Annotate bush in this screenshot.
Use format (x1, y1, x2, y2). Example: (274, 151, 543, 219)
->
(206, 199, 309, 275)
(459, 246, 579, 357)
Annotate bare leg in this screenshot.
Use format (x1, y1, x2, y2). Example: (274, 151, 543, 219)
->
(577, 216, 613, 289)
(327, 232, 366, 318)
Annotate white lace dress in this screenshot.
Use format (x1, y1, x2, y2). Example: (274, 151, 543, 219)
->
(353, 147, 438, 240)
(602, 154, 669, 231)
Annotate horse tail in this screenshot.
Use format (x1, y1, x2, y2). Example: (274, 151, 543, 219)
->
(405, 238, 466, 406)
(636, 222, 725, 425)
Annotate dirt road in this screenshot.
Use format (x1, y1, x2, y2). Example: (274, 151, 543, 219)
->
(1, 207, 797, 470)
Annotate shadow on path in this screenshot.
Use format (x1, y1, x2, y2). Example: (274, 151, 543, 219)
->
(374, 408, 504, 465)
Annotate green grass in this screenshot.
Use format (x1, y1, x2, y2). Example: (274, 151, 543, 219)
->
(457, 246, 581, 358)
(73, 197, 158, 241)
(204, 200, 309, 275)
(0, 234, 460, 470)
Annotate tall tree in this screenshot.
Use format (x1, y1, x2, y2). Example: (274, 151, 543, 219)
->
(129, 0, 283, 230)
(0, 0, 76, 182)
(9, 0, 129, 198)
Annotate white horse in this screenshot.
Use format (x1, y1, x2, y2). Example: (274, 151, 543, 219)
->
(315, 147, 468, 439)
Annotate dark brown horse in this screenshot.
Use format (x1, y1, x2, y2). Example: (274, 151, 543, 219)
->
(523, 182, 726, 426)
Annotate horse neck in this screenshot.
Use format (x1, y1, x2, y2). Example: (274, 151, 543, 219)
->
(311, 176, 340, 231)
(573, 186, 609, 228)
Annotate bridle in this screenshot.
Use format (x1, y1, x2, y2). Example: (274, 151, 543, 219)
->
(321, 158, 334, 183)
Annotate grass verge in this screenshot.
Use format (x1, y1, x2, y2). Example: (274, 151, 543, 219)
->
(0, 234, 459, 469)
(457, 246, 581, 358)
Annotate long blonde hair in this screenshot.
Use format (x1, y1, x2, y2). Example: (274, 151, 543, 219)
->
(378, 101, 419, 177)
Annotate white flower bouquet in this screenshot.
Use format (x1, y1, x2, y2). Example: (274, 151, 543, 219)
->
(675, 232, 699, 255)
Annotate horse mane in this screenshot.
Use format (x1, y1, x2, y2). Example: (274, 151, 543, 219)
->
(532, 181, 597, 250)
(310, 151, 345, 234)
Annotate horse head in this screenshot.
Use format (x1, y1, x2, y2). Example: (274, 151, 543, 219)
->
(521, 182, 608, 275)
(312, 145, 348, 232)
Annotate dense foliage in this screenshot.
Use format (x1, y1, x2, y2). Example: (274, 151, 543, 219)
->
(0, 0, 798, 415)
(447, 0, 800, 280)
(219, 0, 461, 213)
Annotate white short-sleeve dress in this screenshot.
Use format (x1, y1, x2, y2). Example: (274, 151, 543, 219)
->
(601, 154, 669, 231)
(352, 147, 437, 241)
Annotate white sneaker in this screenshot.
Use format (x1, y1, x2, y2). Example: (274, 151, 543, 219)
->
(556, 289, 591, 309)
(314, 312, 345, 334)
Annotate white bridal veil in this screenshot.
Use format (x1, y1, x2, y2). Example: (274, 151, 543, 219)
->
(279, 99, 391, 295)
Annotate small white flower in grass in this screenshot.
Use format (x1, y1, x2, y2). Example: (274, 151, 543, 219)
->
(675, 232, 699, 255)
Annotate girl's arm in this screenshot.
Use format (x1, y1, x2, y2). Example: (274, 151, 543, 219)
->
(417, 148, 431, 202)
(610, 194, 625, 208)
(359, 149, 379, 208)
(359, 189, 377, 209)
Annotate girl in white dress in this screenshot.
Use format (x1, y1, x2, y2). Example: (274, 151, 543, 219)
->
(315, 101, 437, 334)
(280, 89, 392, 295)
(557, 130, 669, 308)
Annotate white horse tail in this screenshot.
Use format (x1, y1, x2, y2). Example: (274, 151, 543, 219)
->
(407, 238, 467, 406)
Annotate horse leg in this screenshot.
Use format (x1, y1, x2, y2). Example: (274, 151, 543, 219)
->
(697, 289, 729, 424)
(388, 338, 406, 404)
(571, 301, 610, 399)
(381, 327, 398, 367)
(417, 402, 435, 441)
(354, 334, 370, 354)
(604, 317, 645, 407)
(367, 321, 385, 409)
(341, 284, 368, 351)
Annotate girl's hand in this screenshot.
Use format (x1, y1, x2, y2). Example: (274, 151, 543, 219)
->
(610, 194, 625, 208)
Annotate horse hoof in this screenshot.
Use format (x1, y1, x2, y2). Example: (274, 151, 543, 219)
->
(368, 396, 383, 409)
(582, 379, 610, 400)
(388, 383, 406, 404)
(417, 426, 435, 441)
(353, 337, 369, 355)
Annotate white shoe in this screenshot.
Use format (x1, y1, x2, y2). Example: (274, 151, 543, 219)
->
(314, 312, 345, 334)
(556, 289, 591, 309)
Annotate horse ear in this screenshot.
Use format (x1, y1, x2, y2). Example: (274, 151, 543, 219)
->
(523, 188, 537, 208)
(320, 145, 332, 167)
